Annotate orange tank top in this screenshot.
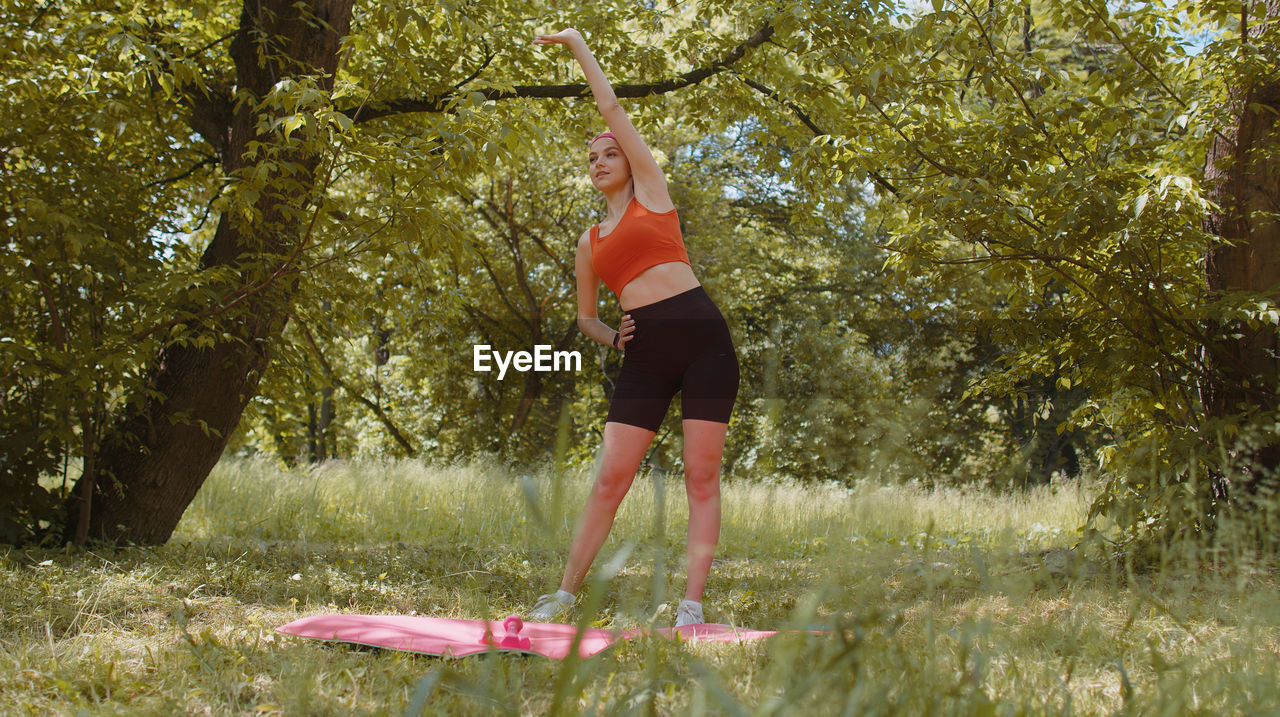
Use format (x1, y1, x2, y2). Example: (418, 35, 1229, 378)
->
(589, 197, 691, 296)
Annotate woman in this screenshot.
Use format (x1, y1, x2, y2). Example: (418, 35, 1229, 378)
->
(529, 29, 739, 628)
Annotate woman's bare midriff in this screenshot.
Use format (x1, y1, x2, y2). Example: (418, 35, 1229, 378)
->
(618, 262, 701, 311)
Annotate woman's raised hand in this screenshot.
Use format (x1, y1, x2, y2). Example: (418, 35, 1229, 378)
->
(534, 29, 583, 46)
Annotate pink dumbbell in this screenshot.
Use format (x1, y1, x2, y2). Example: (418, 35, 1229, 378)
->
(481, 615, 532, 650)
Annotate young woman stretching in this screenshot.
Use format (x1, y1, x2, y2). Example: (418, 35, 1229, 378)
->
(529, 29, 739, 628)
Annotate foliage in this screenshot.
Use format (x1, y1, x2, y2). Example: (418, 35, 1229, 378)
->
(0, 3, 221, 541)
(729, 0, 1279, 541)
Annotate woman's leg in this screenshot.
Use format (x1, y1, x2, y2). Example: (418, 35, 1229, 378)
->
(557, 420, 656, 593)
(680, 418, 729, 602)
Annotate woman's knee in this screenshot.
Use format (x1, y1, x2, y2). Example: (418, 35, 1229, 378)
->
(591, 466, 636, 505)
(684, 464, 721, 503)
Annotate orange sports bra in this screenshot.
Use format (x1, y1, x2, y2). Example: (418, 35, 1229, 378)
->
(589, 197, 691, 296)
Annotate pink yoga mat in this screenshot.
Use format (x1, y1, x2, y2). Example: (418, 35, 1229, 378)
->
(276, 614, 777, 659)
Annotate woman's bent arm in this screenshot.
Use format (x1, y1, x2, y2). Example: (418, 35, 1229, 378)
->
(574, 231, 633, 349)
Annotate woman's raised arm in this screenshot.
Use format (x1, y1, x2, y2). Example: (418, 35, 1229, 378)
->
(535, 29, 672, 211)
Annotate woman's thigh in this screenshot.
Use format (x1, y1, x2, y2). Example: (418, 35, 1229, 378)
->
(592, 421, 658, 499)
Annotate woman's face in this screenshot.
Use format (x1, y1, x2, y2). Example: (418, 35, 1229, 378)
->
(587, 137, 631, 192)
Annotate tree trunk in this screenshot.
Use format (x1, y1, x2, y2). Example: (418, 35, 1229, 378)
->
(1201, 0, 1280, 491)
(318, 386, 335, 461)
(64, 0, 354, 544)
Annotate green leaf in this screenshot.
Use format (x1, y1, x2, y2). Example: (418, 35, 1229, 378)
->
(281, 115, 304, 139)
(1133, 192, 1148, 217)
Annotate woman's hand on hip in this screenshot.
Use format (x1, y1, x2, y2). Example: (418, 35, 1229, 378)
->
(617, 314, 635, 351)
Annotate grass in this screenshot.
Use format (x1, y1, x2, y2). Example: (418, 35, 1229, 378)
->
(2, 456, 1279, 714)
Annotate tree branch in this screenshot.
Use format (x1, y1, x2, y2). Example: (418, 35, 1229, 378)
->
(734, 74, 900, 197)
(300, 322, 418, 457)
(454, 43, 495, 90)
(346, 23, 775, 123)
(145, 155, 219, 188)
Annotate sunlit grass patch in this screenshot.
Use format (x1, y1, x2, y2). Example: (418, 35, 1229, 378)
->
(2, 457, 1278, 714)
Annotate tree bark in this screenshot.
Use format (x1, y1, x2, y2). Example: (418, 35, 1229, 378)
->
(64, 0, 354, 544)
(1201, 0, 1280, 489)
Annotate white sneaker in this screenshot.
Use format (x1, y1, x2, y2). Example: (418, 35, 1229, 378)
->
(528, 589, 575, 621)
(674, 599, 704, 627)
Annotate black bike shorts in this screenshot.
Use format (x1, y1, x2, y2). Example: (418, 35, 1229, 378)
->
(607, 286, 739, 431)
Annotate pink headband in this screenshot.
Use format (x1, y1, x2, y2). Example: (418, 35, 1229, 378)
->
(589, 131, 616, 145)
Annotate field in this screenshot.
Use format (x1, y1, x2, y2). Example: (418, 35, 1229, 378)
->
(3, 458, 1279, 714)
